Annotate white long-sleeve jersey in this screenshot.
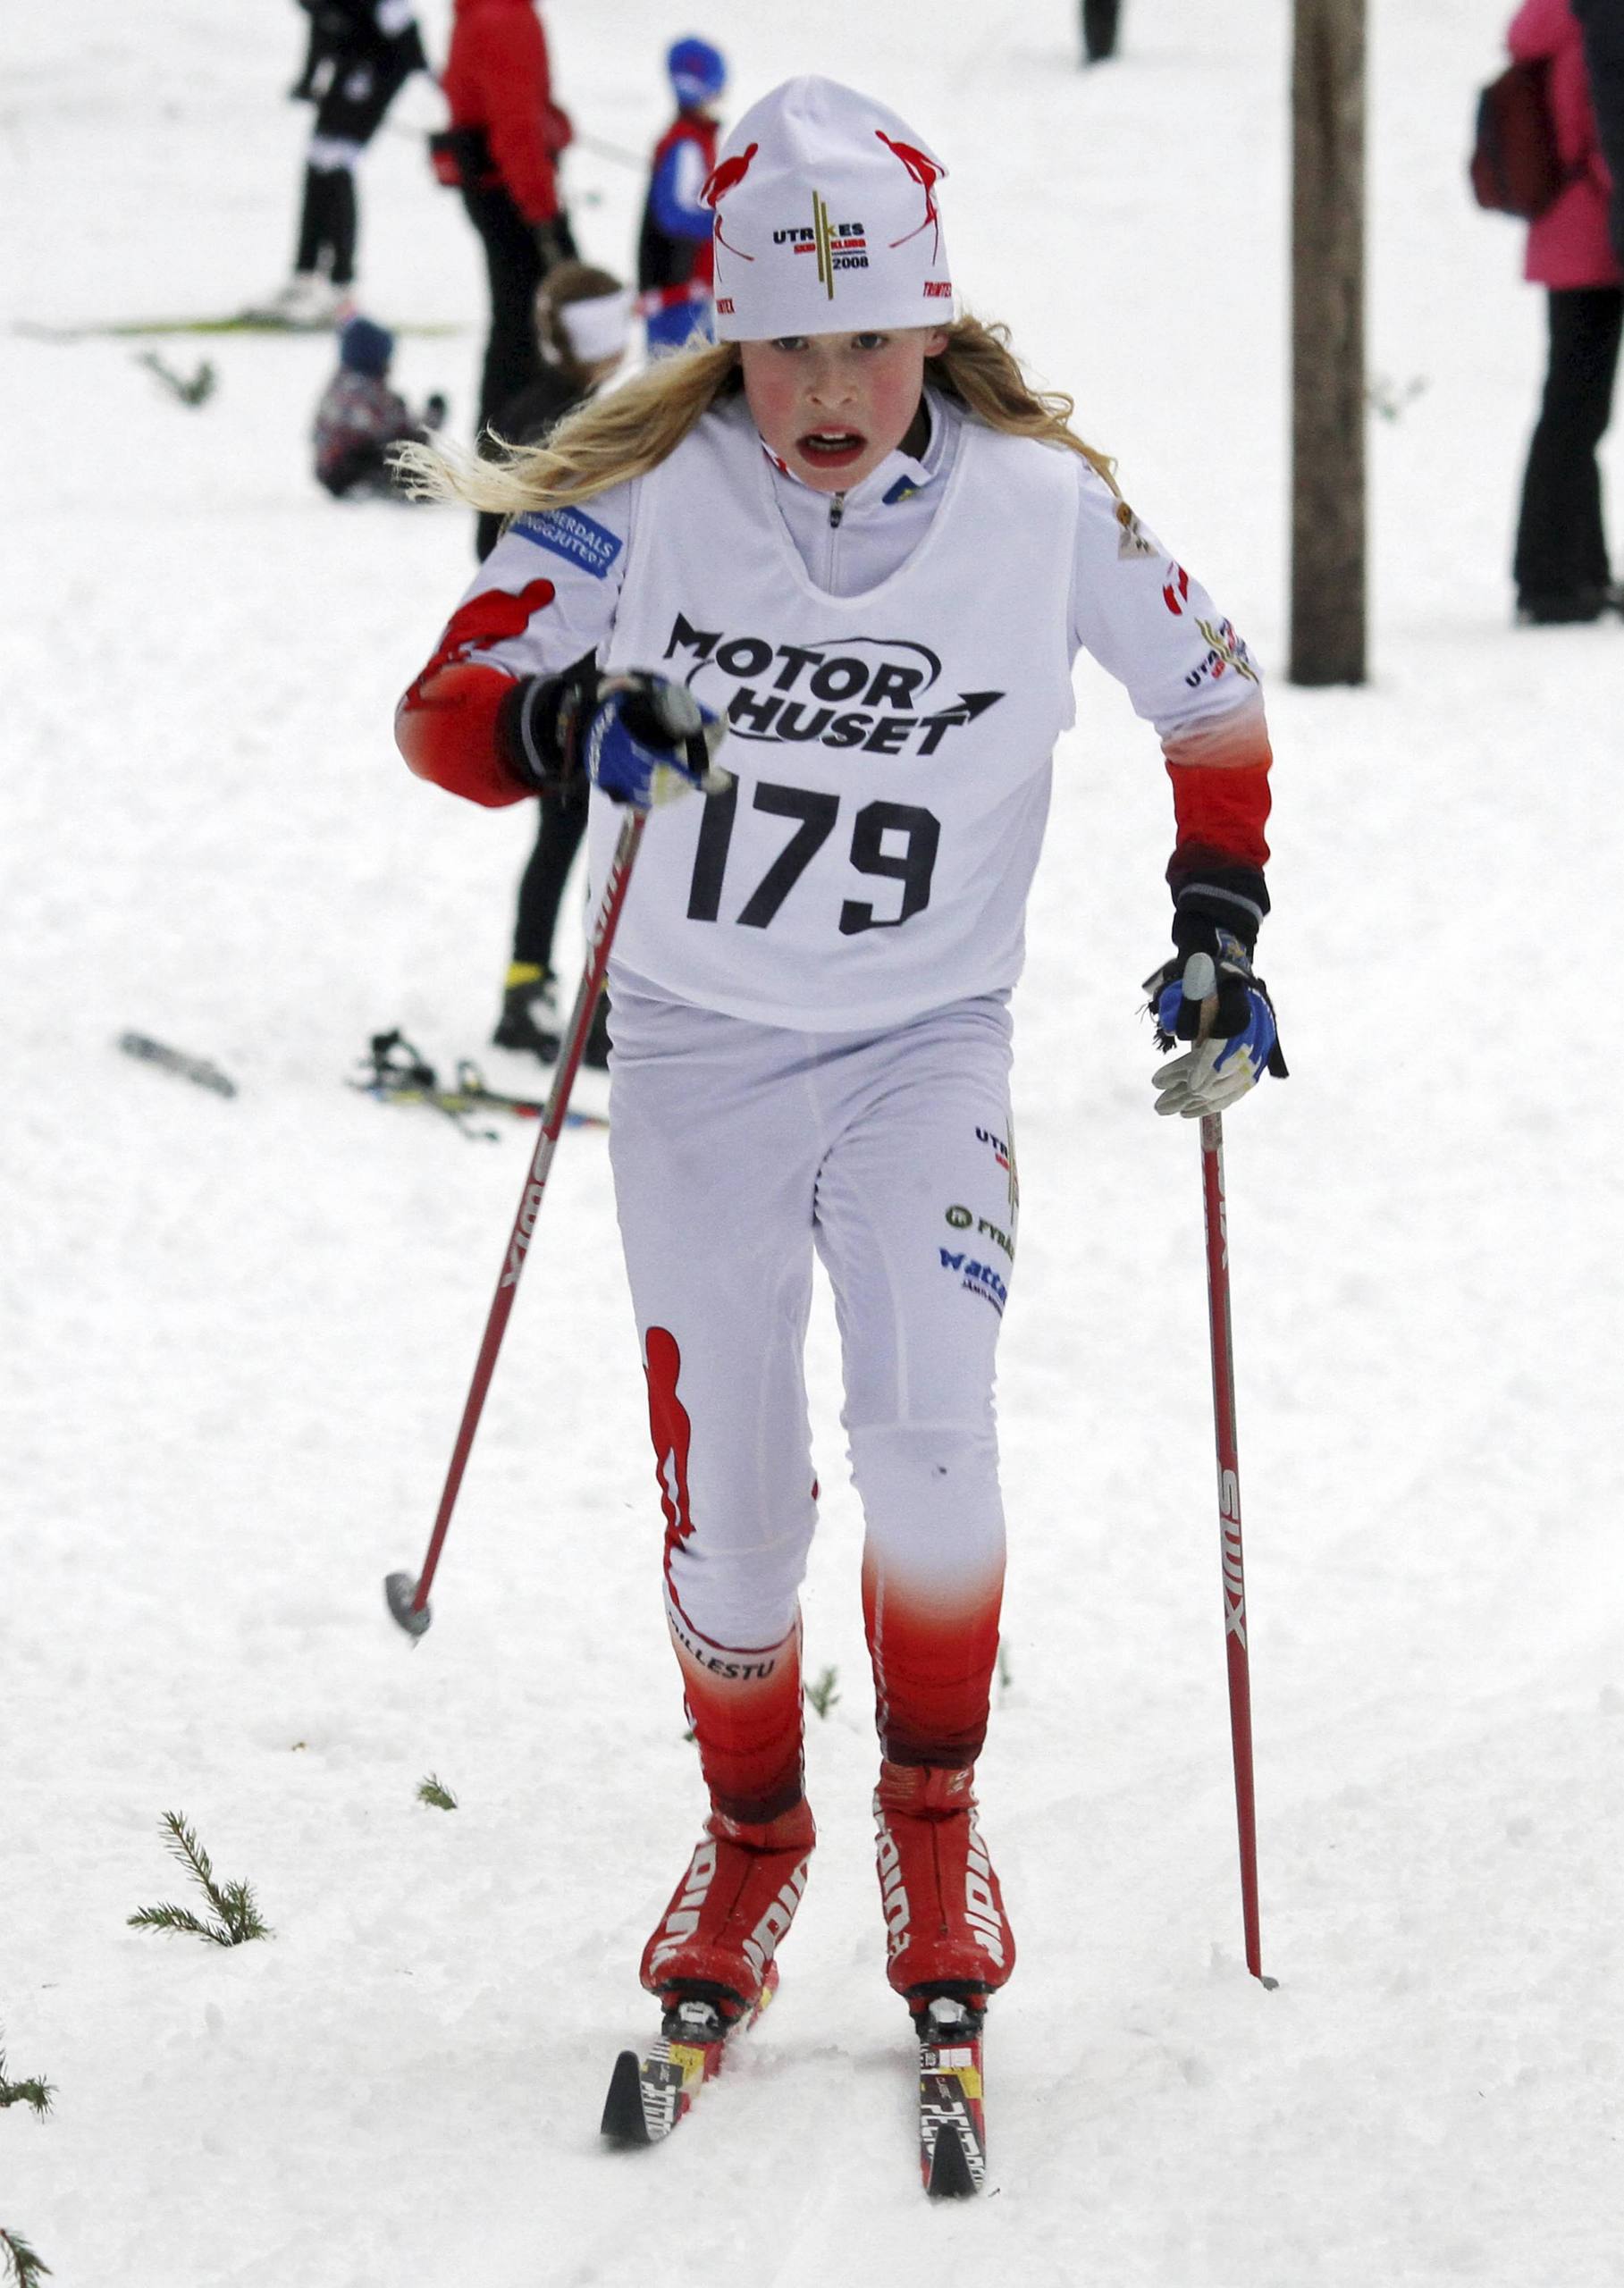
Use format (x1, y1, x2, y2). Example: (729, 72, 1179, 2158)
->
(399, 384, 1272, 1025)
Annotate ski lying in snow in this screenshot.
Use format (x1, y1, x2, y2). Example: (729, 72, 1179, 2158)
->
(917, 1994, 988, 2197)
(601, 1969, 778, 2149)
(349, 1031, 607, 1139)
(118, 1031, 238, 1098)
(15, 314, 464, 341)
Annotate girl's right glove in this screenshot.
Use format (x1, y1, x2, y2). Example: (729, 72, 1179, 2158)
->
(1145, 931, 1287, 1119)
(500, 660, 729, 810)
(585, 674, 728, 809)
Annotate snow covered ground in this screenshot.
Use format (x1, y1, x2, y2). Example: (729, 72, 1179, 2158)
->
(4, 2, 1622, 2282)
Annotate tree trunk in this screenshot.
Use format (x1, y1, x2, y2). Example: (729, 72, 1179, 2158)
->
(1291, 0, 1367, 685)
(1082, 1, 1121, 64)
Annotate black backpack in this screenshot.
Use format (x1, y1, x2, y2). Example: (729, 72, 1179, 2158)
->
(1469, 59, 1571, 218)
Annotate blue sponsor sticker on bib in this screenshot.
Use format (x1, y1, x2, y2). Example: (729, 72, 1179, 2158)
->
(511, 506, 624, 579)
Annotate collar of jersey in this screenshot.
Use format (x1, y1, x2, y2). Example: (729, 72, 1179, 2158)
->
(756, 386, 956, 514)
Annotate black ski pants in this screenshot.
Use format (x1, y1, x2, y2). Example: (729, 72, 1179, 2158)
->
(294, 50, 416, 284)
(1513, 286, 1623, 604)
(460, 182, 576, 438)
(1082, 0, 1122, 62)
(512, 784, 588, 974)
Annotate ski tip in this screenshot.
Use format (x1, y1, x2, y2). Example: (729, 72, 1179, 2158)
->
(383, 1572, 432, 1639)
(926, 2127, 980, 2200)
(600, 2049, 652, 2146)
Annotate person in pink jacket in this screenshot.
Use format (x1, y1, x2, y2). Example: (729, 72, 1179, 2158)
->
(1509, 0, 1622, 621)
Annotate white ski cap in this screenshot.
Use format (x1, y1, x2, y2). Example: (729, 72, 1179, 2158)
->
(703, 77, 955, 341)
(556, 288, 634, 366)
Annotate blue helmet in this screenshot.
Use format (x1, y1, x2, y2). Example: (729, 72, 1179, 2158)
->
(667, 36, 725, 110)
(340, 315, 394, 378)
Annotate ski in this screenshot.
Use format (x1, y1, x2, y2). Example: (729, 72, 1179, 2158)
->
(917, 1994, 988, 2198)
(15, 315, 464, 342)
(601, 1969, 778, 2149)
(349, 1032, 608, 1139)
(118, 1031, 238, 1098)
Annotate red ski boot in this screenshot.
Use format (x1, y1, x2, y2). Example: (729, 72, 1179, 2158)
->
(872, 1762, 1015, 2012)
(640, 1798, 816, 2017)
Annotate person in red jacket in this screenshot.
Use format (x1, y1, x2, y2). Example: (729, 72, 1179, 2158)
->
(440, 0, 579, 435)
(1508, 0, 1622, 621)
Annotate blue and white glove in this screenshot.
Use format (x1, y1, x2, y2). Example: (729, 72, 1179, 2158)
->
(584, 673, 728, 810)
(499, 660, 728, 809)
(1146, 934, 1286, 1118)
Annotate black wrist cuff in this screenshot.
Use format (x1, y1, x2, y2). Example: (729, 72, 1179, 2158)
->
(1170, 861, 1269, 955)
(496, 659, 599, 795)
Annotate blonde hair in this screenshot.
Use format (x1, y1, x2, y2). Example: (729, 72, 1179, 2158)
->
(396, 315, 1115, 512)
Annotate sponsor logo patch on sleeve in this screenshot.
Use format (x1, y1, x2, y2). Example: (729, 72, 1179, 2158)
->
(1115, 500, 1157, 559)
(510, 506, 624, 580)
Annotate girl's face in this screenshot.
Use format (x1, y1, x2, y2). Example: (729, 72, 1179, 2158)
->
(738, 327, 949, 494)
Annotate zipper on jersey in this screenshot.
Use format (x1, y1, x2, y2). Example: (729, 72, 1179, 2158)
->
(821, 492, 846, 587)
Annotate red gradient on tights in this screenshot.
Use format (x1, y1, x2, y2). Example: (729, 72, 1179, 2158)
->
(672, 1624, 806, 1825)
(862, 1548, 1006, 1767)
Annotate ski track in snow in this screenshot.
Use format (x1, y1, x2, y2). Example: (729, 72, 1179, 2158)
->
(4, 2, 1621, 2283)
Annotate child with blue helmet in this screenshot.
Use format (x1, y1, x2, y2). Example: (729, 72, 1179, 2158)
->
(637, 37, 727, 356)
(312, 315, 446, 497)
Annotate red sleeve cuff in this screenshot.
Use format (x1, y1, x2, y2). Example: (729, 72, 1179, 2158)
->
(396, 660, 534, 809)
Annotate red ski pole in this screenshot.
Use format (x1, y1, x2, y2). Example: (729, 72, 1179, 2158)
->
(1181, 950, 1273, 1986)
(1197, 1109, 1269, 1981)
(384, 806, 647, 1638)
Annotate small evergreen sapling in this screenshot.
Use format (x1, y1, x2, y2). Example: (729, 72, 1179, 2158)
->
(1, 2034, 55, 2286)
(127, 1813, 273, 1946)
(417, 1775, 458, 1810)
(135, 349, 217, 407)
(804, 1665, 840, 1720)
(0, 2227, 52, 2286)
(0, 2040, 54, 2119)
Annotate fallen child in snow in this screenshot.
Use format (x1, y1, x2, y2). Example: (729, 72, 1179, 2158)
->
(311, 315, 445, 499)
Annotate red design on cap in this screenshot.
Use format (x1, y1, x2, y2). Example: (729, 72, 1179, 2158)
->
(701, 142, 758, 207)
(703, 140, 759, 269)
(876, 130, 947, 256)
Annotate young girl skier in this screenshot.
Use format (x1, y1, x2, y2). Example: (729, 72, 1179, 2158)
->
(396, 74, 1280, 2135)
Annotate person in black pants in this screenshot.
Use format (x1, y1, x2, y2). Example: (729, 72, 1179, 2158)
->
(1514, 288, 1624, 618)
(254, 1, 426, 324)
(479, 265, 633, 1065)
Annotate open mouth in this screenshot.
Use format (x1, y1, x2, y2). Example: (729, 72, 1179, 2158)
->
(797, 429, 866, 468)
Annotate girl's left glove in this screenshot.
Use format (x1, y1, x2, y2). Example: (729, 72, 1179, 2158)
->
(1145, 930, 1287, 1118)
